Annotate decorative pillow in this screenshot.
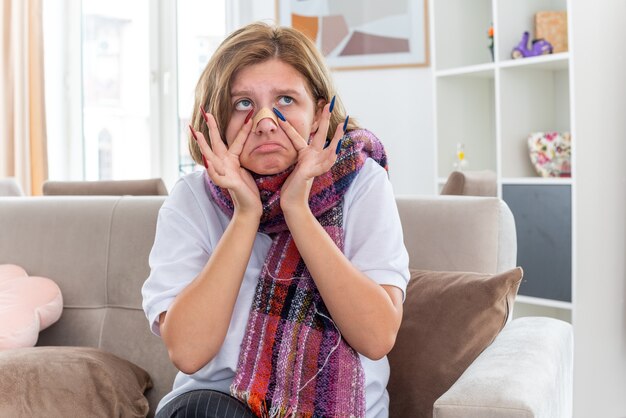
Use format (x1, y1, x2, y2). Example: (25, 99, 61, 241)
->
(0, 264, 63, 350)
(0, 346, 152, 417)
(440, 171, 465, 195)
(387, 267, 523, 418)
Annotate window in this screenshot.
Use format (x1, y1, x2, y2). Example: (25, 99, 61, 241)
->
(176, 0, 226, 175)
(42, 0, 227, 187)
(82, 0, 151, 181)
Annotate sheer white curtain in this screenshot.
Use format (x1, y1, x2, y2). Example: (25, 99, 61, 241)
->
(0, 0, 48, 195)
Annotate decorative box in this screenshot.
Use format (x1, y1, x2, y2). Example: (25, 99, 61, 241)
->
(527, 132, 572, 177)
(535, 11, 568, 53)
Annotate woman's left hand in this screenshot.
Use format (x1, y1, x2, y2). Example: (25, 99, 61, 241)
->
(277, 104, 344, 213)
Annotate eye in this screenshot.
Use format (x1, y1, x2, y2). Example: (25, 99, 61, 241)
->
(277, 96, 294, 106)
(234, 99, 253, 111)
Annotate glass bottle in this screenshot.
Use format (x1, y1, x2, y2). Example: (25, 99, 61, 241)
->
(453, 143, 469, 171)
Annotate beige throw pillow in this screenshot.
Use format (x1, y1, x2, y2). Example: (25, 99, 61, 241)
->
(387, 267, 523, 418)
(0, 346, 153, 418)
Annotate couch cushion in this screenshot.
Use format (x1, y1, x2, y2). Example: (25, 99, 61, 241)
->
(395, 196, 517, 274)
(0, 346, 152, 417)
(387, 267, 523, 418)
(0, 264, 63, 350)
(42, 178, 168, 196)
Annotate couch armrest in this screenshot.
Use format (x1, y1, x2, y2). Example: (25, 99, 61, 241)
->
(433, 317, 573, 418)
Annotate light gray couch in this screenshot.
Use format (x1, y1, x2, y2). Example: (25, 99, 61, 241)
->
(0, 195, 572, 417)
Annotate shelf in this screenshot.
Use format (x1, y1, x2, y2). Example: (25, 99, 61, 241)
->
(499, 63, 571, 178)
(439, 176, 572, 186)
(436, 76, 496, 177)
(515, 295, 572, 310)
(498, 52, 569, 71)
(432, 0, 493, 71)
(502, 177, 572, 185)
(436, 53, 569, 77)
(503, 183, 572, 304)
(495, 0, 568, 63)
(436, 63, 495, 78)
(432, 0, 574, 324)
(512, 298, 571, 323)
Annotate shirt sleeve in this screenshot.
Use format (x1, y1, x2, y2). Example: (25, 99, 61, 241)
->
(342, 158, 410, 300)
(141, 178, 216, 336)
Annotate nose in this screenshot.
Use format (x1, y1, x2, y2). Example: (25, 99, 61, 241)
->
(252, 107, 279, 135)
(255, 118, 278, 135)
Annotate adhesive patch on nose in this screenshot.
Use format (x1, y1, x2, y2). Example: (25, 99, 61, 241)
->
(252, 107, 279, 130)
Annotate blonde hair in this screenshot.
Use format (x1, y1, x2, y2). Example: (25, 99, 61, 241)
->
(188, 21, 356, 166)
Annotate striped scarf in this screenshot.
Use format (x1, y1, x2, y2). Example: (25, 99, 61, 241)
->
(207, 129, 387, 417)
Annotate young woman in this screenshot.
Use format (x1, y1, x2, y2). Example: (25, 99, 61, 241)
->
(142, 22, 409, 418)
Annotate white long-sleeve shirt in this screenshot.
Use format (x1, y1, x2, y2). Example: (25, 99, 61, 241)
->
(142, 158, 410, 417)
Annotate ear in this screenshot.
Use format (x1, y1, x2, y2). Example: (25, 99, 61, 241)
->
(310, 98, 326, 133)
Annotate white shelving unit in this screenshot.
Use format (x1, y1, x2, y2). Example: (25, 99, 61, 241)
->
(430, 0, 573, 322)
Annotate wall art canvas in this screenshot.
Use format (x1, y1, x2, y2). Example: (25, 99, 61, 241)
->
(277, 0, 429, 70)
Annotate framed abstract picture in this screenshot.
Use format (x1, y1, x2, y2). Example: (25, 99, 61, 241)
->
(276, 0, 429, 70)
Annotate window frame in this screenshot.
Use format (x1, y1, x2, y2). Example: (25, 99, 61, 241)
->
(44, 0, 231, 189)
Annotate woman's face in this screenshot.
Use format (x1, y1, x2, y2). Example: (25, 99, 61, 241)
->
(225, 59, 323, 175)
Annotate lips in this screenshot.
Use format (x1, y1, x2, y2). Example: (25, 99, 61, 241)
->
(252, 142, 285, 153)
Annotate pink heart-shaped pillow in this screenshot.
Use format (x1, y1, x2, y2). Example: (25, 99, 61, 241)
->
(0, 264, 63, 350)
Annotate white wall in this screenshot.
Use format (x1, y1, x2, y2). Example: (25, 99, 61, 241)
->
(235, 0, 435, 195)
(571, 1, 626, 417)
(333, 70, 434, 195)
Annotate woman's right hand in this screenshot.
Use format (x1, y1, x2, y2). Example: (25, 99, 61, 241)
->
(192, 110, 262, 219)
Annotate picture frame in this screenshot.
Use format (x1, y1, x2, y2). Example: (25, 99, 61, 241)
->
(275, 0, 430, 70)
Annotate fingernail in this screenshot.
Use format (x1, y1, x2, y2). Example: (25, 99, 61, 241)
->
(324, 138, 331, 149)
(199, 107, 209, 123)
(335, 138, 343, 155)
(189, 125, 208, 168)
(343, 115, 349, 132)
(244, 109, 254, 124)
(272, 107, 286, 122)
(329, 96, 336, 113)
(189, 124, 199, 141)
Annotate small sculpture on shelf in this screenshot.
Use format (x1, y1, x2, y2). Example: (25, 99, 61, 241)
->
(453, 143, 469, 171)
(511, 31, 553, 59)
(527, 132, 571, 177)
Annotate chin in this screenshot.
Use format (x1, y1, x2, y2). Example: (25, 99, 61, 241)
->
(250, 164, 291, 176)
(245, 156, 296, 176)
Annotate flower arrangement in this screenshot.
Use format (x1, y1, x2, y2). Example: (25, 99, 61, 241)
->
(488, 25, 494, 61)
